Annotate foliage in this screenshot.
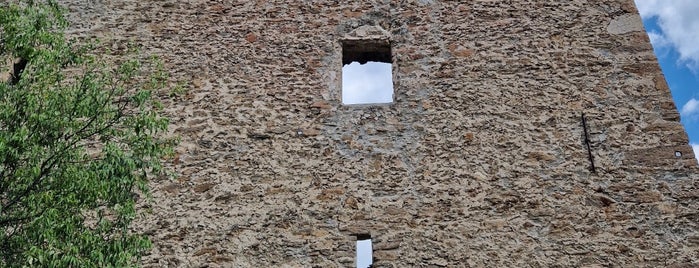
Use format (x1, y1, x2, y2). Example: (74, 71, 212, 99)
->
(0, 0, 174, 266)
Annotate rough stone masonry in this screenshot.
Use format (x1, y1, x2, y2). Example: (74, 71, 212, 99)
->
(58, 0, 699, 267)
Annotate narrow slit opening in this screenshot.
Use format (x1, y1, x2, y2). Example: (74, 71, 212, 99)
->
(356, 235, 373, 268)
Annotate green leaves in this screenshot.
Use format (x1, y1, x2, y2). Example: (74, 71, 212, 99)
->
(0, 0, 66, 63)
(0, 0, 175, 267)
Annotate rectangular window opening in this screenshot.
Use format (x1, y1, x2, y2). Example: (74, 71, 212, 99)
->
(342, 41, 393, 105)
(356, 235, 373, 268)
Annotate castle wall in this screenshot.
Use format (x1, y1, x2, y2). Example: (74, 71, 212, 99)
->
(60, 0, 699, 266)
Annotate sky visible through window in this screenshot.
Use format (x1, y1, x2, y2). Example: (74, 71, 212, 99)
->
(342, 61, 393, 105)
(356, 239, 372, 268)
(634, 0, 699, 163)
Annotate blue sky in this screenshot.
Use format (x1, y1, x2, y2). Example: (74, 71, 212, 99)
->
(634, 0, 699, 162)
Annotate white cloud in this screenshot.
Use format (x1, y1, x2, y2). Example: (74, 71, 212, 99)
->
(342, 62, 393, 105)
(680, 98, 699, 117)
(635, 0, 699, 70)
(646, 31, 670, 49)
(692, 144, 699, 164)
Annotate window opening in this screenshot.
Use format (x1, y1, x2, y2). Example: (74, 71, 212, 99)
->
(356, 234, 373, 268)
(342, 41, 393, 105)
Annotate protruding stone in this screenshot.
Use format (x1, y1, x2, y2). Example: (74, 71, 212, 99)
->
(193, 183, 215, 193)
(310, 100, 332, 110)
(245, 32, 258, 42)
(343, 25, 391, 41)
(452, 46, 474, 58)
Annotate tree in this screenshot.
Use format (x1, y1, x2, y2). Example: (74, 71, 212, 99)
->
(0, 0, 175, 266)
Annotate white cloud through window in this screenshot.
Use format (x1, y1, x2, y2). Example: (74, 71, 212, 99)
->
(342, 62, 393, 105)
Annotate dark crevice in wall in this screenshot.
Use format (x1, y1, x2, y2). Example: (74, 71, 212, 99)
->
(581, 113, 596, 174)
(10, 58, 28, 85)
(342, 42, 391, 65)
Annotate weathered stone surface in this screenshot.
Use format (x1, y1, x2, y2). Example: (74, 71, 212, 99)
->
(626, 145, 696, 167)
(607, 14, 645, 34)
(56, 0, 699, 267)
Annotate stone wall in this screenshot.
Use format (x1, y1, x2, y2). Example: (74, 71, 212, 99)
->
(59, 0, 699, 267)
